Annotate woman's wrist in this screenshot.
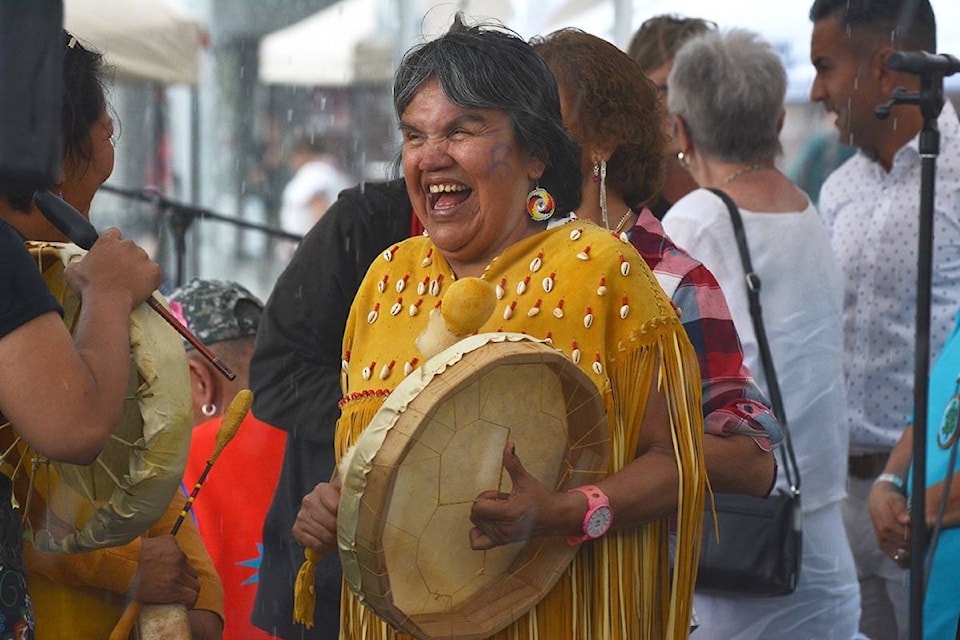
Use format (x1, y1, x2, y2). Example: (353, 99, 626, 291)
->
(874, 472, 905, 493)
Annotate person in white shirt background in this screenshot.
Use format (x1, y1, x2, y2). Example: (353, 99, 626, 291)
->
(277, 135, 350, 259)
(808, 0, 960, 637)
(661, 27, 861, 639)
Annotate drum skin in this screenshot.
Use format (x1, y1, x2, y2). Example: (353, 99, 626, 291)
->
(338, 333, 609, 640)
(11, 242, 192, 553)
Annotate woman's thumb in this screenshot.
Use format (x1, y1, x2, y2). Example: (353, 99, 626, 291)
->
(502, 441, 530, 485)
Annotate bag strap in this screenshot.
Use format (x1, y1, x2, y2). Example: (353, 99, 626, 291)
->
(707, 188, 801, 492)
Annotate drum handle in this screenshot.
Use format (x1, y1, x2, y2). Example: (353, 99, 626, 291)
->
(33, 190, 236, 380)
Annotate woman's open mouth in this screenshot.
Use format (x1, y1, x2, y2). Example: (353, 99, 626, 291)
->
(427, 183, 473, 212)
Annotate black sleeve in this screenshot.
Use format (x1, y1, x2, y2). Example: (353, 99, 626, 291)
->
(0, 220, 61, 339)
(250, 180, 412, 446)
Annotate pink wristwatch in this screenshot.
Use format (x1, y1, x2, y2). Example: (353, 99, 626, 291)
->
(565, 485, 613, 545)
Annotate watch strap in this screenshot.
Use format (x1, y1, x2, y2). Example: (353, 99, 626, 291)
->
(565, 485, 612, 545)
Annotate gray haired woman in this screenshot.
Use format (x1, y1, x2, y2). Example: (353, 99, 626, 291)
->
(661, 29, 862, 639)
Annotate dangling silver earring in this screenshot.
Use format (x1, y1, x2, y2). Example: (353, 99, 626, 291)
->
(598, 160, 609, 230)
(677, 151, 690, 172)
(201, 403, 217, 417)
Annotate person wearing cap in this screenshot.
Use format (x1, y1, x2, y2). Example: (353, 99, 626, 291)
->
(171, 279, 285, 640)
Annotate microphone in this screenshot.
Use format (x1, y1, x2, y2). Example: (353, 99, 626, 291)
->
(32, 190, 99, 249)
(887, 51, 960, 77)
(31, 190, 237, 381)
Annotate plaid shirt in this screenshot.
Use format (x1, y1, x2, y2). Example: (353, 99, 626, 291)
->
(630, 208, 781, 446)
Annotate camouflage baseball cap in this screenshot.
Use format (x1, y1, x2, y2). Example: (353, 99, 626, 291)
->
(167, 278, 263, 347)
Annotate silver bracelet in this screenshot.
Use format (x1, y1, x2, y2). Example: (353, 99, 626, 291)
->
(874, 472, 905, 492)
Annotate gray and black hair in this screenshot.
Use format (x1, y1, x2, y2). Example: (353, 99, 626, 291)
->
(809, 0, 936, 52)
(667, 29, 786, 164)
(393, 14, 582, 215)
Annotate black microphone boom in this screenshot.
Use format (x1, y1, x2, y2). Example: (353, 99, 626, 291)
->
(887, 51, 960, 77)
(32, 190, 99, 249)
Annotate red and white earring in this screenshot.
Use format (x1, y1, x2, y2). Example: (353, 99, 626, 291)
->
(526, 185, 556, 222)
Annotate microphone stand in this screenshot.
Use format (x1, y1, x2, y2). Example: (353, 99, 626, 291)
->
(99, 183, 303, 287)
(875, 63, 947, 640)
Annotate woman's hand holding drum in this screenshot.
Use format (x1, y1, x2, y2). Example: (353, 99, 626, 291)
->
(468, 442, 579, 550)
(292, 481, 341, 557)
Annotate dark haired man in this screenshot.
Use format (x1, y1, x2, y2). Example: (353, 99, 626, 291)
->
(809, 1, 960, 638)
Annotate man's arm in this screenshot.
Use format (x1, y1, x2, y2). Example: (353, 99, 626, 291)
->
(671, 265, 779, 496)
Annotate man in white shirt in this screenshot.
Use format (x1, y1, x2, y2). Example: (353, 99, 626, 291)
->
(809, 1, 960, 638)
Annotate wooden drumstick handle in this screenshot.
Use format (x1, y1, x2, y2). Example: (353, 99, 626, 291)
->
(145, 296, 236, 380)
(108, 390, 252, 640)
(109, 602, 143, 640)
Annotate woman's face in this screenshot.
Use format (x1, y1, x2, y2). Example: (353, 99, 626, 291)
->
(644, 60, 679, 155)
(400, 78, 545, 275)
(62, 108, 115, 214)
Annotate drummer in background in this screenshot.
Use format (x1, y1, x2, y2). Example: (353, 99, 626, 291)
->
(3, 32, 224, 640)
(293, 16, 705, 639)
(533, 28, 779, 497)
(169, 278, 285, 640)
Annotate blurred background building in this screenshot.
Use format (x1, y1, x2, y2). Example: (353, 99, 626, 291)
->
(69, 0, 960, 301)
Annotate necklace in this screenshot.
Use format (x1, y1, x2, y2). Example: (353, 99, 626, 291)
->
(611, 207, 633, 234)
(724, 163, 771, 184)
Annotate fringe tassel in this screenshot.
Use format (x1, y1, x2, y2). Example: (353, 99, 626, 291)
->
(334, 397, 387, 464)
(657, 328, 706, 639)
(293, 548, 320, 628)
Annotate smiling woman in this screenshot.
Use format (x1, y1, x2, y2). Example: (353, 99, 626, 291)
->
(398, 80, 546, 276)
(290, 14, 707, 640)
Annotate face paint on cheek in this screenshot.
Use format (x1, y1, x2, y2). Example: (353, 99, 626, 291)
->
(484, 142, 514, 179)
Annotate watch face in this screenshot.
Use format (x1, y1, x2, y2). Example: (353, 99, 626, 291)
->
(586, 505, 613, 538)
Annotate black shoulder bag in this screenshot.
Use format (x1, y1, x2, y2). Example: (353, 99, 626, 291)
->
(695, 188, 803, 596)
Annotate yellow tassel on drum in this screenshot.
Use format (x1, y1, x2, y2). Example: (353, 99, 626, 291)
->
(293, 547, 320, 629)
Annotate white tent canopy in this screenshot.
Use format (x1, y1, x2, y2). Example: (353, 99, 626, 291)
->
(258, 0, 393, 86)
(258, 0, 513, 87)
(65, 0, 206, 85)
